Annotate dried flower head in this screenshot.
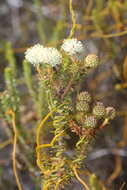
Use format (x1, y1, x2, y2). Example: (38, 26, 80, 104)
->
(25, 44, 44, 65)
(106, 107, 116, 120)
(61, 38, 84, 60)
(41, 47, 62, 67)
(85, 54, 99, 68)
(77, 91, 91, 103)
(93, 102, 106, 119)
(84, 115, 97, 128)
(76, 101, 90, 113)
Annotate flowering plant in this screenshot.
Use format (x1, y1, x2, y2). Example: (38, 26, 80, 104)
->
(24, 38, 116, 190)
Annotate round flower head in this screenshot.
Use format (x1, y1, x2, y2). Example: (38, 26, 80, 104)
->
(77, 91, 91, 103)
(93, 102, 106, 119)
(61, 38, 84, 60)
(76, 101, 90, 113)
(85, 54, 99, 68)
(41, 47, 62, 67)
(84, 115, 97, 129)
(25, 44, 44, 65)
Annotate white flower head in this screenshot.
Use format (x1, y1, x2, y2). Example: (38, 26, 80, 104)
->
(25, 44, 62, 67)
(41, 47, 62, 67)
(61, 38, 85, 60)
(25, 44, 44, 65)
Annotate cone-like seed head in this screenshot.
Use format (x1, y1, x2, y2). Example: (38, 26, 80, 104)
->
(70, 63, 79, 74)
(84, 115, 97, 128)
(106, 107, 116, 120)
(85, 54, 99, 68)
(76, 101, 90, 113)
(93, 102, 106, 119)
(77, 91, 91, 103)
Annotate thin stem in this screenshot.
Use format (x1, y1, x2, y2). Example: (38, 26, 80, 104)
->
(54, 179, 64, 190)
(0, 139, 12, 149)
(99, 118, 109, 129)
(92, 28, 127, 38)
(61, 77, 73, 100)
(36, 104, 64, 171)
(68, 0, 76, 38)
(72, 166, 90, 190)
(7, 110, 23, 190)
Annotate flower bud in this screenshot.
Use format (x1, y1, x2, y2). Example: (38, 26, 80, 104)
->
(84, 115, 97, 128)
(70, 62, 79, 74)
(106, 107, 116, 120)
(85, 54, 99, 68)
(93, 102, 106, 119)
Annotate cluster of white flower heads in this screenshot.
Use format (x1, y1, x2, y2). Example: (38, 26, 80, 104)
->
(25, 44, 62, 67)
(61, 38, 85, 59)
(25, 39, 99, 68)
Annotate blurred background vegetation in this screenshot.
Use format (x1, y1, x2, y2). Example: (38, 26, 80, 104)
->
(1, 0, 127, 189)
